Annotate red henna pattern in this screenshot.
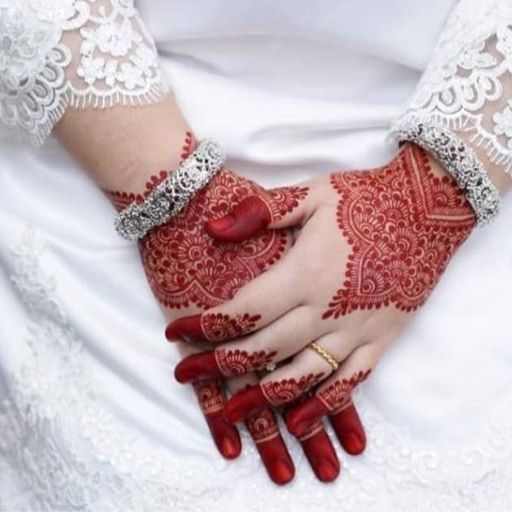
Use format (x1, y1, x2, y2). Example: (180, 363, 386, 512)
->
(201, 313, 261, 342)
(193, 379, 224, 414)
(261, 373, 325, 406)
(262, 186, 309, 222)
(323, 144, 476, 319)
(104, 132, 197, 212)
(139, 170, 288, 309)
(296, 421, 324, 442)
(245, 408, 280, 444)
(214, 348, 277, 377)
(317, 369, 371, 413)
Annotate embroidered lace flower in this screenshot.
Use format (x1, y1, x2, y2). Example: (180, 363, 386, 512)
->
(0, 0, 167, 145)
(391, 0, 512, 178)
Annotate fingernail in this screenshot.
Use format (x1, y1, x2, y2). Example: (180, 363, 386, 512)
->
(269, 458, 295, 485)
(174, 352, 219, 383)
(344, 432, 365, 455)
(314, 457, 340, 482)
(224, 385, 268, 423)
(219, 435, 241, 459)
(165, 315, 203, 342)
(206, 215, 235, 234)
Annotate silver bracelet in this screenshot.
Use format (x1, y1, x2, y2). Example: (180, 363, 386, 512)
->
(392, 119, 500, 226)
(114, 139, 226, 240)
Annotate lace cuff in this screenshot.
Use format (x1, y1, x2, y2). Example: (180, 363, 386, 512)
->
(391, 0, 512, 178)
(0, 0, 168, 146)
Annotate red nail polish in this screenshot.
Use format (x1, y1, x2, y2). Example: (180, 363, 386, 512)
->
(268, 458, 295, 485)
(174, 352, 219, 383)
(343, 432, 365, 455)
(314, 457, 340, 483)
(204, 410, 242, 460)
(219, 435, 241, 459)
(165, 315, 204, 342)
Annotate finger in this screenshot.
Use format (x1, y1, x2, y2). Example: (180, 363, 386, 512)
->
(205, 185, 311, 242)
(174, 306, 321, 382)
(283, 395, 340, 483)
(286, 345, 375, 454)
(296, 421, 341, 483)
(192, 378, 242, 459)
(223, 332, 352, 423)
(165, 263, 301, 344)
(227, 374, 295, 485)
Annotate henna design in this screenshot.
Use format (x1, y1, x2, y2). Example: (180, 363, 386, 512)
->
(296, 421, 324, 442)
(139, 170, 288, 309)
(323, 144, 476, 319)
(201, 313, 261, 342)
(261, 373, 325, 406)
(262, 186, 309, 222)
(317, 369, 371, 413)
(192, 379, 224, 414)
(215, 348, 277, 377)
(104, 132, 197, 212)
(245, 408, 280, 444)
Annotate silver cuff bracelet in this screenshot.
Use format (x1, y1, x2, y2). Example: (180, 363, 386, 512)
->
(391, 119, 500, 226)
(114, 139, 226, 241)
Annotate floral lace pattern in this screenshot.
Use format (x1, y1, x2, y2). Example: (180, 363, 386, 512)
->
(392, 0, 512, 176)
(0, 0, 166, 145)
(2, 229, 512, 511)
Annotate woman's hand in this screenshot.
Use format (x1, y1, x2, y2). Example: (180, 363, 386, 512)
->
(166, 143, 476, 441)
(108, 133, 362, 484)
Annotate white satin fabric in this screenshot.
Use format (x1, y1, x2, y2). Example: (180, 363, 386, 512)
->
(2, 1, 512, 510)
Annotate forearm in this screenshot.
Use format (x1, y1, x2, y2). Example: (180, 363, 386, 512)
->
(54, 94, 191, 196)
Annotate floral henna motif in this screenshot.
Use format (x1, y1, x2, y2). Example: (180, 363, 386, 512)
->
(317, 370, 371, 413)
(245, 408, 280, 444)
(323, 144, 476, 319)
(201, 313, 261, 342)
(139, 170, 288, 309)
(193, 379, 225, 414)
(262, 186, 309, 222)
(104, 132, 197, 212)
(261, 373, 325, 406)
(214, 348, 277, 377)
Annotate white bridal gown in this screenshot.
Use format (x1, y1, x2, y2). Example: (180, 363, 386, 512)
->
(1, 1, 512, 510)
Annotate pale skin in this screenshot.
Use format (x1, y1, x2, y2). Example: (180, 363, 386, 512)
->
(54, 95, 353, 484)
(54, 94, 510, 477)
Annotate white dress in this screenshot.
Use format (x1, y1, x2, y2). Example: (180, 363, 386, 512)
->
(1, 1, 512, 510)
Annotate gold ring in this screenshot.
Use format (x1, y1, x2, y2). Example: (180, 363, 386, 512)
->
(308, 342, 339, 371)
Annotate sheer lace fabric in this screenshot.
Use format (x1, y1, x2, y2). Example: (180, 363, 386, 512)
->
(392, 0, 512, 178)
(0, 0, 167, 145)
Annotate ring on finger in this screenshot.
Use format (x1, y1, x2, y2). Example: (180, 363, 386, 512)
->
(308, 342, 339, 371)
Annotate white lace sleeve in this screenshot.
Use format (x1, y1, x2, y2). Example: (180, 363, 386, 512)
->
(392, 0, 512, 177)
(0, 0, 167, 146)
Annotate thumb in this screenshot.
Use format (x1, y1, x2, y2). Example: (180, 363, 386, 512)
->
(205, 185, 310, 242)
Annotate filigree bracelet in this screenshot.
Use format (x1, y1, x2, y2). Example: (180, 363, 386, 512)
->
(114, 139, 226, 240)
(392, 119, 500, 226)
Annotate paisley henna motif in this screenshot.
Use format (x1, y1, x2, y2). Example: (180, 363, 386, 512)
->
(323, 144, 475, 319)
(261, 373, 325, 406)
(138, 170, 288, 309)
(215, 348, 277, 377)
(262, 186, 309, 222)
(201, 313, 261, 342)
(192, 379, 225, 414)
(316, 370, 371, 413)
(245, 408, 280, 444)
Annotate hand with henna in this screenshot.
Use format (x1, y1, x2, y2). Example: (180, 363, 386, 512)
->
(107, 132, 356, 484)
(167, 142, 477, 448)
